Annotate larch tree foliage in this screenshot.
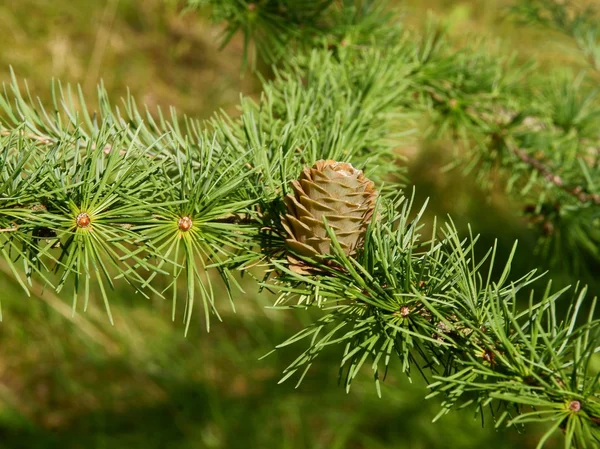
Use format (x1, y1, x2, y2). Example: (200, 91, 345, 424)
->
(0, 0, 599, 446)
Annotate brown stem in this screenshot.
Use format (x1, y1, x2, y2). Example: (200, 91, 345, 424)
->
(512, 147, 600, 205)
(213, 213, 256, 224)
(0, 129, 53, 145)
(0, 223, 18, 232)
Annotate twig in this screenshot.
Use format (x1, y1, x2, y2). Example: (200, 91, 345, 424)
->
(0, 129, 53, 145)
(0, 223, 18, 233)
(512, 146, 600, 205)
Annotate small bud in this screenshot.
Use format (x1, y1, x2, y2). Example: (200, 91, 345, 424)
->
(31, 203, 48, 212)
(76, 212, 91, 229)
(178, 216, 193, 232)
(483, 350, 496, 365)
(569, 400, 581, 413)
(400, 306, 410, 318)
(542, 221, 554, 236)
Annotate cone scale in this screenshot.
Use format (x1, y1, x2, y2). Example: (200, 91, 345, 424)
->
(282, 160, 377, 273)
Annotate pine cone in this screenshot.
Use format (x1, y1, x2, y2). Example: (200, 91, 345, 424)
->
(282, 160, 378, 274)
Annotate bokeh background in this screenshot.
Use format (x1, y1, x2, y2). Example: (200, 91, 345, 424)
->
(0, 1, 598, 448)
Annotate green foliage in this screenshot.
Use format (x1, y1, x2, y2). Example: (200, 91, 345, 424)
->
(511, 0, 600, 72)
(0, 73, 259, 330)
(267, 193, 600, 446)
(188, 0, 392, 67)
(0, 0, 599, 447)
(194, 0, 600, 275)
(0, 9, 410, 325)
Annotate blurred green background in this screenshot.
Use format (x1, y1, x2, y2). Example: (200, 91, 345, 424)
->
(0, 1, 597, 448)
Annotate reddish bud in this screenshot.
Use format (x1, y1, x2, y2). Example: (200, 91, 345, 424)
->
(76, 212, 91, 229)
(569, 400, 581, 413)
(178, 216, 193, 232)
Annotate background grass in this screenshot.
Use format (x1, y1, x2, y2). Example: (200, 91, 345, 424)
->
(0, 1, 596, 448)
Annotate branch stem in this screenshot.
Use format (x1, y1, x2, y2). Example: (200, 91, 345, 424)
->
(512, 146, 600, 205)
